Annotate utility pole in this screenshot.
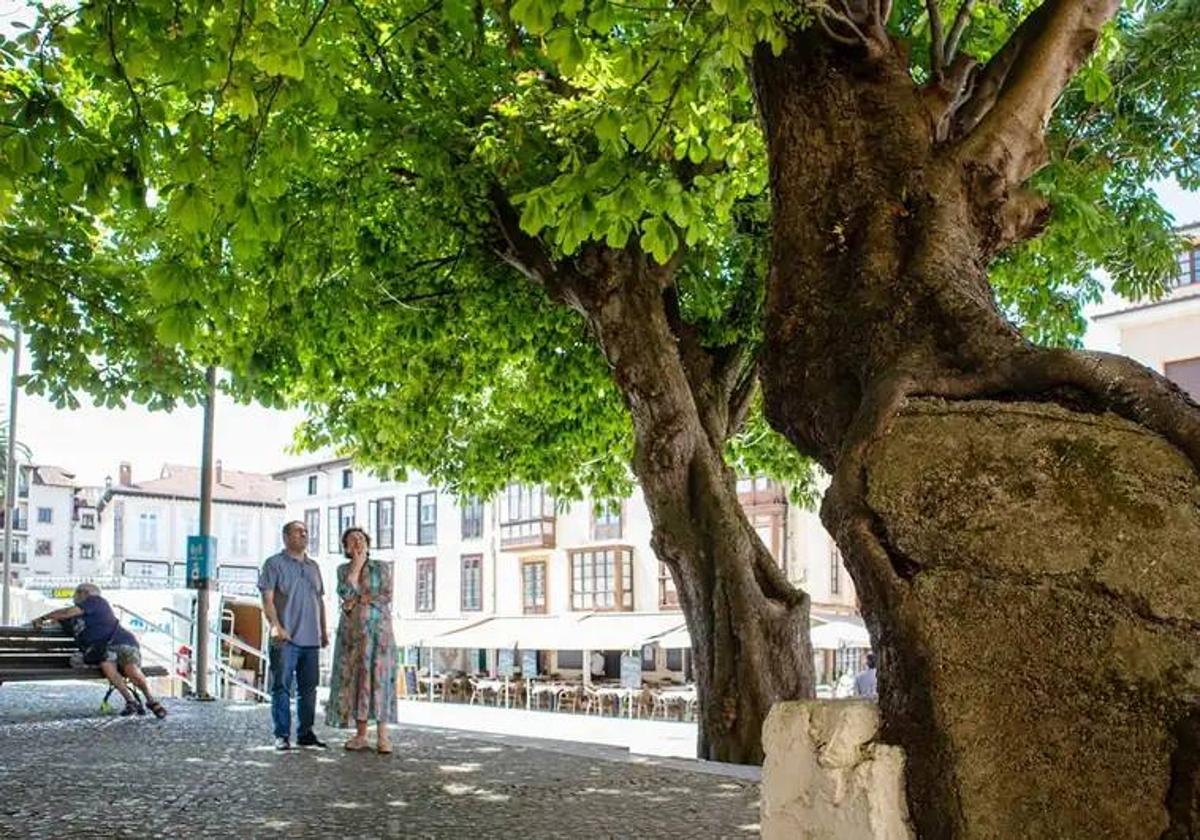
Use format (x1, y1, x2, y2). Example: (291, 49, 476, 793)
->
(193, 365, 216, 699)
(2, 322, 20, 625)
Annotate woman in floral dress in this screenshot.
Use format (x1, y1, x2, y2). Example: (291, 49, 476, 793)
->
(325, 526, 398, 753)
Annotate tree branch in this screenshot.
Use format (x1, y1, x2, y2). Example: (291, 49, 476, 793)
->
(944, 0, 976, 63)
(927, 0, 945, 78)
(955, 0, 1120, 187)
(488, 184, 582, 310)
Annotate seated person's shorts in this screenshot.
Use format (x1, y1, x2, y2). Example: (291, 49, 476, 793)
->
(69, 644, 142, 669)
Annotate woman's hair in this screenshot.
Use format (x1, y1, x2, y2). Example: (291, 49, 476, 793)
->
(341, 526, 371, 559)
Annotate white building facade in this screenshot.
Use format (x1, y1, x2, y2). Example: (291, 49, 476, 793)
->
(1092, 222, 1200, 400)
(275, 459, 860, 683)
(98, 461, 286, 585)
(3, 464, 103, 583)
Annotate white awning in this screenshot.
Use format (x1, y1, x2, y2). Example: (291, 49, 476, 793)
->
(416, 613, 689, 651)
(646, 616, 872, 651)
(394, 617, 484, 648)
(556, 613, 687, 651)
(422, 615, 579, 650)
(646, 624, 691, 650)
(810, 620, 871, 650)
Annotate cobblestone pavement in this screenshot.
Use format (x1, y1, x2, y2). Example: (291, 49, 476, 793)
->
(0, 683, 760, 839)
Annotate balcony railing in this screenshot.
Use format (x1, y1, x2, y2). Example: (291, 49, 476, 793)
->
(500, 517, 556, 550)
(0, 512, 28, 532)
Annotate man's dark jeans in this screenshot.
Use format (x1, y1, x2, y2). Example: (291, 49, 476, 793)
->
(268, 640, 319, 740)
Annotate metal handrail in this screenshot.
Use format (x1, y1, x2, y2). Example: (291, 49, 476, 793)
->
(212, 657, 270, 701)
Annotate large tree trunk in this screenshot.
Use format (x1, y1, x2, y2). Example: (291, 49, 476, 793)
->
(490, 201, 815, 762)
(576, 250, 815, 764)
(752, 25, 1200, 838)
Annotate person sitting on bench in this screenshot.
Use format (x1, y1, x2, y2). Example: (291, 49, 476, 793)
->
(31, 583, 168, 719)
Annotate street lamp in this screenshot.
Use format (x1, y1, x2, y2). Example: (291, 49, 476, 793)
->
(1, 320, 20, 625)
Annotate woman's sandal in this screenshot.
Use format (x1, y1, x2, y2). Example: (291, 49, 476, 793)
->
(376, 738, 393, 755)
(344, 736, 370, 751)
(146, 700, 167, 719)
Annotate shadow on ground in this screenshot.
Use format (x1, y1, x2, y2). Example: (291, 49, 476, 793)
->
(0, 683, 760, 838)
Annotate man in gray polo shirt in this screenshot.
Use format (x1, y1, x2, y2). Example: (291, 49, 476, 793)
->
(259, 520, 328, 750)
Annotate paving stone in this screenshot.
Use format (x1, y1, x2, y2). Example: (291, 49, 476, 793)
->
(0, 683, 761, 838)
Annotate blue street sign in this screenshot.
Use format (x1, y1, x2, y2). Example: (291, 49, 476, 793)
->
(186, 535, 216, 588)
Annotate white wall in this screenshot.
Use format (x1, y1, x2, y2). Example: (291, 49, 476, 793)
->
(100, 491, 284, 582)
(24, 483, 73, 578)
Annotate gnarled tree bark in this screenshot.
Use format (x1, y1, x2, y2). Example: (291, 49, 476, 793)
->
(753, 2, 1200, 834)
(491, 193, 815, 763)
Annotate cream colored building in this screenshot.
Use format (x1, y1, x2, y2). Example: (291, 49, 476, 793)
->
(274, 459, 861, 685)
(1092, 222, 1200, 399)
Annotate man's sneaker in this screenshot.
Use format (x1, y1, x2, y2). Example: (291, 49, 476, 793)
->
(296, 735, 328, 750)
(274, 737, 291, 751)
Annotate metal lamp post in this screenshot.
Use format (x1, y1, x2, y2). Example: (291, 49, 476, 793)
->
(1, 322, 20, 625)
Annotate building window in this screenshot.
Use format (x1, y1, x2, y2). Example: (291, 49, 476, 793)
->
(406, 491, 436, 546)
(1172, 246, 1198, 289)
(500, 484, 555, 548)
(752, 512, 784, 566)
(461, 496, 483, 540)
(219, 565, 259, 582)
(1165, 357, 1200, 403)
(368, 497, 395, 550)
(307, 475, 318, 495)
(37, 507, 52, 524)
(461, 554, 483, 611)
(17, 467, 29, 498)
(503, 484, 552, 523)
(570, 547, 633, 611)
(666, 648, 684, 672)
(10, 541, 26, 565)
(341, 468, 353, 489)
(521, 559, 548, 614)
(338, 504, 356, 545)
(35, 539, 52, 557)
(304, 509, 320, 555)
(327, 508, 339, 553)
(592, 500, 622, 541)
(641, 645, 656, 671)
(79, 543, 95, 560)
(830, 545, 843, 595)
(138, 512, 159, 552)
(658, 561, 680, 609)
(416, 557, 436, 613)
(231, 515, 252, 557)
(80, 512, 95, 529)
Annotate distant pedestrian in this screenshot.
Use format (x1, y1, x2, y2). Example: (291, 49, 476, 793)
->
(31, 583, 168, 718)
(854, 652, 878, 700)
(325, 526, 398, 754)
(259, 520, 328, 751)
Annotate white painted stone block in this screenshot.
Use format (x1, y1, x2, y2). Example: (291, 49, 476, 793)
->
(762, 700, 913, 840)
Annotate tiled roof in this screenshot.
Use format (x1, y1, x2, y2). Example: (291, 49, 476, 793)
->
(108, 463, 285, 506)
(32, 465, 77, 488)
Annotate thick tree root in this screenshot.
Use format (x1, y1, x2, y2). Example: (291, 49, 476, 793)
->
(825, 344, 1200, 609)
